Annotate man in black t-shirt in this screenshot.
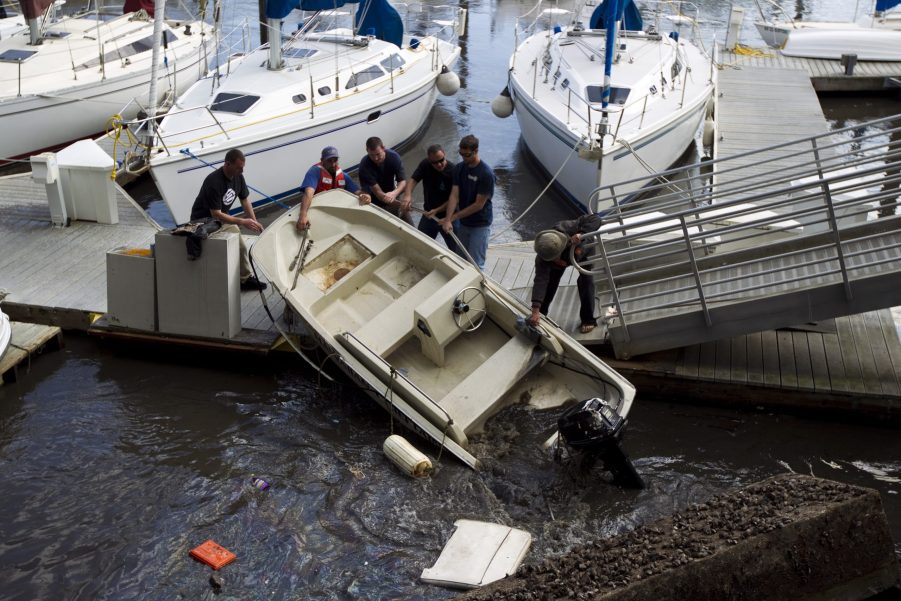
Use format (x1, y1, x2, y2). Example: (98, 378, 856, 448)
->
(358, 136, 413, 225)
(189, 148, 267, 291)
(401, 144, 458, 252)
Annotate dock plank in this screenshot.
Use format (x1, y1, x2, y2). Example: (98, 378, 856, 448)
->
(730, 334, 747, 384)
(777, 331, 797, 389)
(746, 331, 764, 385)
(835, 316, 866, 394)
(864, 311, 900, 397)
(806, 332, 832, 392)
(0, 321, 63, 384)
(849, 313, 882, 396)
(762, 330, 781, 387)
(791, 331, 814, 391)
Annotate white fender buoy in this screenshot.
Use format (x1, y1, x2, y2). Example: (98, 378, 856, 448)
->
(383, 434, 433, 477)
(491, 86, 514, 118)
(436, 66, 460, 96)
(702, 117, 715, 148)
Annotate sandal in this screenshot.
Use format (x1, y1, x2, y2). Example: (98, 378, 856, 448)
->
(580, 323, 596, 334)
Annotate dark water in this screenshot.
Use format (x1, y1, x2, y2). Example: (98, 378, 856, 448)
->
(3, 0, 901, 599)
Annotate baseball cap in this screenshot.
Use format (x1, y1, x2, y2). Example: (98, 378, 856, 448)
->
(321, 146, 339, 160)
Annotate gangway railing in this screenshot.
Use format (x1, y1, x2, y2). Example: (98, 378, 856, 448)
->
(572, 113, 901, 357)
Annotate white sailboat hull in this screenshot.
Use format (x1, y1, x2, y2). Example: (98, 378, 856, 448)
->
(0, 13, 212, 160)
(507, 23, 714, 210)
(250, 190, 636, 468)
(0, 308, 10, 362)
(780, 28, 901, 61)
(151, 71, 444, 225)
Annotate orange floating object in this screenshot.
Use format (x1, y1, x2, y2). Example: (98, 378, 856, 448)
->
(190, 540, 236, 570)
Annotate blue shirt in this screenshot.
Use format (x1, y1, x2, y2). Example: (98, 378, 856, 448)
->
(453, 160, 494, 227)
(300, 164, 360, 194)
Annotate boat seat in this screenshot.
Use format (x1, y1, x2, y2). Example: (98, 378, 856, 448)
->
(412, 271, 484, 367)
(351, 270, 449, 356)
(438, 335, 548, 434)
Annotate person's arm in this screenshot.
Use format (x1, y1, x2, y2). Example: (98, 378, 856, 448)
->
(528, 258, 552, 325)
(388, 179, 407, 204)
(440, 185, 459, 233)
(401, 177, 419, 209)
(369, 182, 392, 205)
(296, 187, 315, 230)
(449, 192, 489, 222)
(238, 196, 263, 232)
(344, 175, 371, 205)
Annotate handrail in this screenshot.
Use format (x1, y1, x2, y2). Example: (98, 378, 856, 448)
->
(570, 112, 901, 339)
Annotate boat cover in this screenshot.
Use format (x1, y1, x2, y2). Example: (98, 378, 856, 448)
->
(18, 0, 53, 19)
(589, 0, 643, 31)
(876, 0, 900, 12)
(266, 0, 402, 47)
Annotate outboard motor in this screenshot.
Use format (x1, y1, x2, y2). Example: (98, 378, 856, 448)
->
(557, 397, 643, 488)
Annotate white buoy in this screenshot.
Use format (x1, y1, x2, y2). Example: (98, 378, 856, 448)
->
(491, 87, 514, 118)
(702, 118, 715, 148)
(383, 434, 433, 477)
(436, 66, 460, 96)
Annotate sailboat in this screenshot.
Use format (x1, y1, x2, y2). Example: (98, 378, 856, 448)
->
(0, 306, 10, 362)
(754, 0, 901, 49)
(494, 0, 715, 212)
(0, 0, 214, 161)
(127, 0, 463, 226)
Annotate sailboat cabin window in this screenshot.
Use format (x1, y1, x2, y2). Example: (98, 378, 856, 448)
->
(210, 93, 260, 114)
(284, 48, 318, 59)
(0, 49, 37, 63)
(318, 86, 332, 96)
(292, 93, 307, 104)
(345, 66, 384, 89)
(77, 30, 178, 71)
(586, 85, 631, 106)
(380, 54, 405, 71)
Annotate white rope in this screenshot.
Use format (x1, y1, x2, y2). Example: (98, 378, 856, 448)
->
(489, 133, 586, 241)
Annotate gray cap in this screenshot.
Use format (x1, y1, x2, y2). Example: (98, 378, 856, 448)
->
(321, 146, 339, 160)
(534, 229, 568, 261)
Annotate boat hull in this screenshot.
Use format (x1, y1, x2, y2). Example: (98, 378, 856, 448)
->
(151, 74, 444, 225)
(0, 309, 10, 363)
(780, 28, 901, 61)
(249, 190, 636, 468)
(507, 25, 714, 211)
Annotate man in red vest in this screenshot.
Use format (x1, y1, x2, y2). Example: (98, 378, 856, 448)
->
(296, 146, 370, 230)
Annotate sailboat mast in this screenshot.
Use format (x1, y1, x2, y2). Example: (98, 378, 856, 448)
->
(599, 0, 621, 130)
(146, 0, 166, 122)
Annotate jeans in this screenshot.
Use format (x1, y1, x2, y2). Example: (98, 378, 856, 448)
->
(538, 263, 597, 326)
(456, 224, 490, 270)
(418, 214, 459, 253)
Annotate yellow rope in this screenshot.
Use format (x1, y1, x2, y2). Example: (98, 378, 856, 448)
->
(734, 43, 773, 58)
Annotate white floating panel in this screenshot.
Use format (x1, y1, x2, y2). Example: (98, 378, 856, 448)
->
(420, 519, 531, 589)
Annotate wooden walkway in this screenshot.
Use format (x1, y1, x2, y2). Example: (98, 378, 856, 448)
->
(0, 320, 63, 384)
(0, 172, 283, 344)
(720, 48, 901, 92)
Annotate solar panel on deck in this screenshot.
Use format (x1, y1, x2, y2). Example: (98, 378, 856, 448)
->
(0, 49, 37, 63)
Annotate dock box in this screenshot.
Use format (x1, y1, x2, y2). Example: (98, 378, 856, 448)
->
(55, 139, 118, 225)
(154, 229, 241, 339)
(106, 248, 157, 331)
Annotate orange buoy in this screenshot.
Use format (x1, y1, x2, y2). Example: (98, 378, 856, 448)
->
(190, 540, 236, 570)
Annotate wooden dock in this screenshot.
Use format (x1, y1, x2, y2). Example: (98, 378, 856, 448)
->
(0, 172, 283, 351)
(721, 47, 901, 92)
(0, 319, 63, 384)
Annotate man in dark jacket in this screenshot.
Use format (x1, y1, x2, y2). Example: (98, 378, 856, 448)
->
(528, 214, 602, 333)
(401, 144, 458, 252)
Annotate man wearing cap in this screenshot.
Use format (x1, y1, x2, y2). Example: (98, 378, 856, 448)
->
(358, 136, 413, 225)
(528, 214, 602, 334)
(296, 146, 371, 230)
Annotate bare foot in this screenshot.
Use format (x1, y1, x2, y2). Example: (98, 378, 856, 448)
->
(580, 323, 596, 334)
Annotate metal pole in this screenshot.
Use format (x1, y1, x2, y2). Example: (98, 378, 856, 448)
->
(679, 215, 712, 326)
(811, 138, 854, 301)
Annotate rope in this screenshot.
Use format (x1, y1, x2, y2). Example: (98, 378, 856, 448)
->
(489, 134, 587, 240)
(104, 113, 146, 180)
(179, 148, 292, 211)
(734, 43, 773, 58)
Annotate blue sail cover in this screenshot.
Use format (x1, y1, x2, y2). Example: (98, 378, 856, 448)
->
(589, 0, 642, 31)
(875, 0, 900, 11)
(356, 0, 403, 47)
(265, 0, 402, 47)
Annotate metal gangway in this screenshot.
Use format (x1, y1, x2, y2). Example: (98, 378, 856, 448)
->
(577, 114, 901, 359)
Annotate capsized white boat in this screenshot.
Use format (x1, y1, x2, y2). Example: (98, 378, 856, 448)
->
(0, 0, 214, 161)
(250, 190, 637, 469)
(779, 27, 901, 61)
(495, 0, 714, 212)
(0, 307, 10, 362)
(754, 0, 901, 48)
(131, 0, 463, 226)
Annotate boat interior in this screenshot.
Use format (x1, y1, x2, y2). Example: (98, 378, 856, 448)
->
(256, 195, 622, 447)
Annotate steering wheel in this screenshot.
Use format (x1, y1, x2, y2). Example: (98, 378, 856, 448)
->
(452, 287, 487, 332)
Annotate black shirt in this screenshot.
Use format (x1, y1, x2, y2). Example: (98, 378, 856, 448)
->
(411, 157, 455, 214)
(190, 167, 250, 222)
(358, 148, 406, 207)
